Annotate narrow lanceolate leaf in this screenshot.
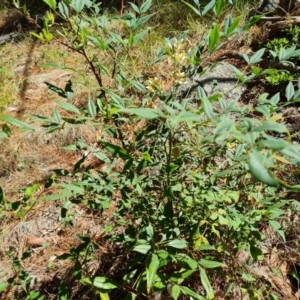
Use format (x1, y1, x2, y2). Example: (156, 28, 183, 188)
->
(181, 1, 202, 17)
(249, 48, 265, 64)
(242, 54, 250, 64)
(202, 0, 216, 16)
(259, 136, 287, 150)
(88, 98, 97, 118)
(225, 16, 241, 37)
(59, 183, 85, 194)
(45, 82, 67, 98)
(133, 29, 148, 45)
(208, 24, 220, 53)
(253, 122, 287, 133)
(214, 0, 225, 16)
(285, 81, 295, 101)
(140, 0, 152, 13)
(197, 86, 207, 98)
(52, 108, 61, 124)
(40, 191, 73, 201)
(58, 1, 69, 18)
(43, 0, 56, 10)
(223, 14, 232, 36)
(199, 259, 226, 268)
(199, 266, 215, 299)
(134, 14, 153, 29)
(130, 80, 147, 93)
(71, 0, 85, 13)
(88, 36, 108, 50)
(56, 100, 81, 114)
(146, 253, 159, 293)
(129, 1, 140, 14)
(180, 286, 206, 300)
(118, 108, 161, 119)
(1, 116, 34, 131)
(248, 150, 280, 187)
(201, 97, 214, 119)
(87, 146, 110, 163)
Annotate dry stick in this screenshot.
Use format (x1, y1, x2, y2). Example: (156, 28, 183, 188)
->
(60, 42, 104, 89)
(120, 0, 125, 17)
(111, 47, 118, 80)
(82, 48, 103, 88)
(260, 16, 300, 21)
(122, 284, 150, 300)
(167, 131, 173, 186)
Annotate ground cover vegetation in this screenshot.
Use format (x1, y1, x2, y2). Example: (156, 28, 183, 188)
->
(1, 0, 300, 299)
(264, 25, 300, 85)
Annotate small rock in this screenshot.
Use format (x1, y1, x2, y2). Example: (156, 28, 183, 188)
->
(178, 62, 245, 107)
(256, 0, 300, 15)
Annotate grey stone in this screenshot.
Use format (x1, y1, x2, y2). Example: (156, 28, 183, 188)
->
(178, 62, 245, 107)
(194, 63, 245, 103)
(256, 0, 300, 14)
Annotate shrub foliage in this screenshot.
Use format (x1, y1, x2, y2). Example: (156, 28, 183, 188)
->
(1, 0, 300, 299)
